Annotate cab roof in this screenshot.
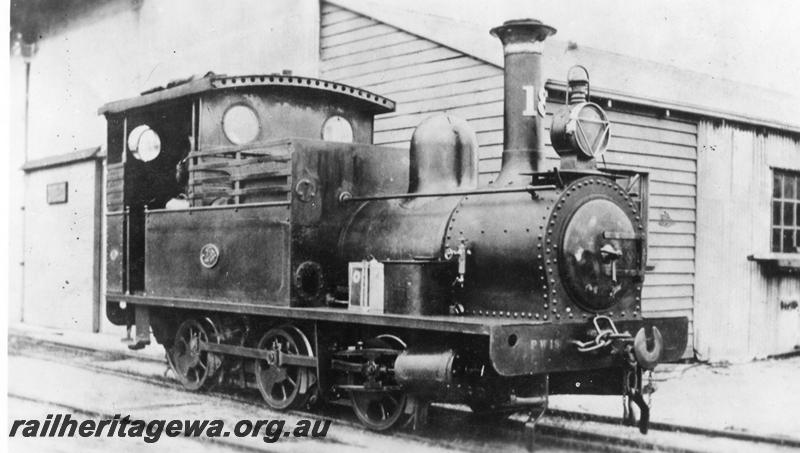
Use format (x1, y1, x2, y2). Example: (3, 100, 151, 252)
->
(98, 72, 396, 115)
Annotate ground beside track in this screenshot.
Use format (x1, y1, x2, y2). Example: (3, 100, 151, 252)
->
(8, 343, 580, 452)
(8, 330, 799, 453)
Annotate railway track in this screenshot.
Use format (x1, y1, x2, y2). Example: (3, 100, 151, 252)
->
(8, 332, 795, 453)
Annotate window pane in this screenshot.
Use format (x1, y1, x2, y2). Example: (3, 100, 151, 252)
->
(773, 228, 782, 252)
(773, 201, 782, 226)
(796, 176, 800, 200)
(783, 229, 795, 252)
(785, 201, 795, 226)
(785, 175, 796, 200)
(797, 204, 800, 226)
(774, 173, 782, 198)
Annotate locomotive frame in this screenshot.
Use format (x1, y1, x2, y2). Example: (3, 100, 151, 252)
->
(100, 19, 688, 432)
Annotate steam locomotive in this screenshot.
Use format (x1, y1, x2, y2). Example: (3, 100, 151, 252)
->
(100, 19, 688, 432)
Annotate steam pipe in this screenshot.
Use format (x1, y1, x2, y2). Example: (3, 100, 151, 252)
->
(339, 184, 557, 203)
(490, 19, 556, 184)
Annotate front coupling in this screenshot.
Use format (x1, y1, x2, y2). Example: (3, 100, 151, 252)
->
(632, 326, 663, 370)
(571, 316, 664, 370)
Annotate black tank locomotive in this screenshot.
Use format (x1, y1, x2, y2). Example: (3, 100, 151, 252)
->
(101, 19, 688, 432)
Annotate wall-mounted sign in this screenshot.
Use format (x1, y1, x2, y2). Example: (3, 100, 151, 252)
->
(47, 182, 68, 204)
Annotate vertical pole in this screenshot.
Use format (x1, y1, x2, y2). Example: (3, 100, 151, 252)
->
(92, 157, 104, 332)
(20, 58, 32, 323)
(18, 37, 37, 324)
(24, 60, 30, 162)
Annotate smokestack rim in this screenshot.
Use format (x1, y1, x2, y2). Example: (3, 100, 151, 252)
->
(490, 19, 556, 47)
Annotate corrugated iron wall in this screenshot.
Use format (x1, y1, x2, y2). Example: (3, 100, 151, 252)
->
(695, 121, 800, 361)
(320, 2, 697, 356)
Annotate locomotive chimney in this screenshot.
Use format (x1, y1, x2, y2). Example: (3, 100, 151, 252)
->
(490, 19, 556, 184)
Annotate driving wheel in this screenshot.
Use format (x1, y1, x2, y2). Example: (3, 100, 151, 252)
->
(167, 317, 222, 391)
(254, 326, 314, 410)
(349, 335, 410, 431)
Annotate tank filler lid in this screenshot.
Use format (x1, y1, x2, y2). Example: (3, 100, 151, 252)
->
(98, 73, 396, 115)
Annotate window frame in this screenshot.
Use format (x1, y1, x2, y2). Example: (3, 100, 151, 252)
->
(771, 168, 800, 254)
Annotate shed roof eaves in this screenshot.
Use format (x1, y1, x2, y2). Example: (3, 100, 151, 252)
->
(329, 0, 800, 133)
(22, 146, 103, 172)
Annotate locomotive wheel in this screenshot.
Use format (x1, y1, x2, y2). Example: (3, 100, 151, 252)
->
(351, 390, 408, 431)
(349, 335, 411, 431)
(254, 326, 313, 411)
(167, 318, 222, 391)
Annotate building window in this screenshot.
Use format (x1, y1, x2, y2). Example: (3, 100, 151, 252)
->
(772, 170, 800, 253)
